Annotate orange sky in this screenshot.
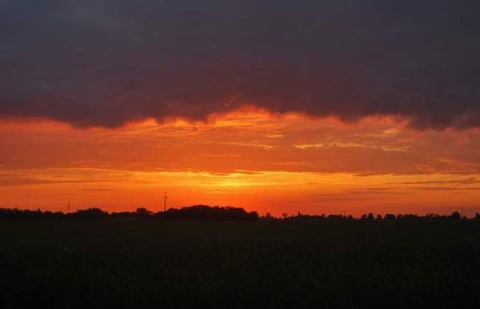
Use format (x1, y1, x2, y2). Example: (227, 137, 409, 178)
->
(1, 107, 480, 217)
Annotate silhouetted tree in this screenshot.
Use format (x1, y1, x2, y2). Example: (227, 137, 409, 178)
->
(0, 208, 64, 220)
(111, 211, 136, 219)
(136, 207, 153, 219)
(158, 205, 258, 221)
(327, 214, 345, 221)
(70, 208, 108, 219)
(262, 212, 274, 221)
(450, 211, 461, 220)
(384, 214, 396, 220)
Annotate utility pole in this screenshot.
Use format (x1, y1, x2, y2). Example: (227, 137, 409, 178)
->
(163, 192, 168, 212)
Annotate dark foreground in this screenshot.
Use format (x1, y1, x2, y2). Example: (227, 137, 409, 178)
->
(1, 220, 479, 309)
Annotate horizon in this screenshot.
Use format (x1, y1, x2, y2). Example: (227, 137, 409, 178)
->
(1, 204, 477, 219)
(1, 198, 478, 219)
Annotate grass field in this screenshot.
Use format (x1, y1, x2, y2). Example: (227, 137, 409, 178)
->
(1, 219, 480, 308)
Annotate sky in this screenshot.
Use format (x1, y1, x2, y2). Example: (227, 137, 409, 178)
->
(1, 1, 480, 216)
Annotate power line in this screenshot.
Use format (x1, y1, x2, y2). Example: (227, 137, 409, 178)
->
(163, 192, 168, 212)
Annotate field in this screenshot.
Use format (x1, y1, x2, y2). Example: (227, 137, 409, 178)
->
(1, 219, 480, 308)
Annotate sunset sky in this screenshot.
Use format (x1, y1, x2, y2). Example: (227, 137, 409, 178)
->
(1, 1, 479, 216)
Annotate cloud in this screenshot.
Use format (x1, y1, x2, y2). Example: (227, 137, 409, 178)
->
(391, 177, 480, 185)
(347, 187, 410, 195)
(1, 0, 479, 128)
(411, 186, 480, 191)
(0, 175, 100, 187)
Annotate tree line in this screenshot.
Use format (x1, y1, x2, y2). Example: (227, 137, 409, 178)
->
(1, 205, 479, 222)
(275, 211, 480, 222)
(0, 205, 259, 221)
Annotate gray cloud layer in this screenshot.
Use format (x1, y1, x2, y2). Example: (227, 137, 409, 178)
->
(1, 0, 479, 128)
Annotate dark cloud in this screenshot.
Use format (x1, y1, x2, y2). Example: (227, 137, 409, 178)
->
(1, 0, 479, 128)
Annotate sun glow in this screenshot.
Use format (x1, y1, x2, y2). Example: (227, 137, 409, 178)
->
(1, 107, 480, 216)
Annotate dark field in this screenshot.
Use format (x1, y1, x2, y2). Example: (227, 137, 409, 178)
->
(1, 220, 480, 308)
